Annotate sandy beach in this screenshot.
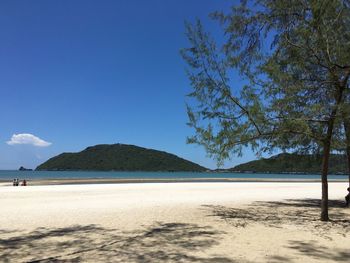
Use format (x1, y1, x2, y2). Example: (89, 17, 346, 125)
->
(0, 182, 349, 262)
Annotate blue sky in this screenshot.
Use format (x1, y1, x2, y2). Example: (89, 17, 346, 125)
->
(0, 0, 260, 170)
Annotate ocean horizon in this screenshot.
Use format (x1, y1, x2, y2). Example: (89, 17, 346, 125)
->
(0, 170, 348, 181)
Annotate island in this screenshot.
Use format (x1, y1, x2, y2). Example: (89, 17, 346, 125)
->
(36, 143, 206, 172)
(229, 153, 349, 174)
(19, 166, 33, 171)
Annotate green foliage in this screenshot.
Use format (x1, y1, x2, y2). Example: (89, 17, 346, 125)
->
(182, 0, 350, 165)
(230, 153, 348, 174)
(36, 144, 206, 172)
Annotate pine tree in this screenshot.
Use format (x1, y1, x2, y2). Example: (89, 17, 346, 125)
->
(182, 0, 350, 221)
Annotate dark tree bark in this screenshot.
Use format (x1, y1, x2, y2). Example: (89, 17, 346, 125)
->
(343, 119, 350, 208)
(320, 81, 346, 220)
(343, 119, 350, 188)
(321, 139, 331, 221)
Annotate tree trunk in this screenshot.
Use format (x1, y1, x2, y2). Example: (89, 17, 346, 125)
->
(321, 140, 330, 221)
(343, 119, 350, 208)
(320, 79, 347, 220)
(321, 103, 340, 221)
(346, 143, 350, 189)
(343, 119, 350, 188)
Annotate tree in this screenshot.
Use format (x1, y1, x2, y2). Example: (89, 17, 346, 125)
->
(182, 0, 350, 221)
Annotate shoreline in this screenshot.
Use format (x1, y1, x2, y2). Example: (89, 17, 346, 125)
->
(0, 177, 348, 186)
(3, 169, 350, 176)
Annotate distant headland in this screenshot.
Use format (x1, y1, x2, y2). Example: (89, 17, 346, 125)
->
(36, 144, 207, 172)
(19, 166, 33, 171)
(35, 144, 349, 174)
(228, 153, 349, 175)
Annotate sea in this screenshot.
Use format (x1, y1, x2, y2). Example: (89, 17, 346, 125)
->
(0, 170, 348, 181)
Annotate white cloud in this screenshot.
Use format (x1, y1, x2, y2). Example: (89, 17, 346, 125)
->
(7, 133, 52, 147)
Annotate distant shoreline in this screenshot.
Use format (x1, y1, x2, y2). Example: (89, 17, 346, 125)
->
(3, 169, 350, 175)
(2, 169, 350, 176)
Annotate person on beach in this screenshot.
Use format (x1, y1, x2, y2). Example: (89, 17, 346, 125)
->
(21, 180, 27, 186)
(346, 187, 350, 207)
(13, 178, 19, 186)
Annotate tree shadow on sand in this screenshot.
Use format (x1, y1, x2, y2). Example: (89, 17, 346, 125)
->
(203, 199, 350, 262)
(0, 223, 237, 263)
(287, 240, 350, 262)
(203, 199, 350, 236)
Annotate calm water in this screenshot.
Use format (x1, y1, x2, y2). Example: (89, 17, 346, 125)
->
(0, 170, 347, 181)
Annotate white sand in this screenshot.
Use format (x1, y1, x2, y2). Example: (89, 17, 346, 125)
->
(0, 182, 349, 262)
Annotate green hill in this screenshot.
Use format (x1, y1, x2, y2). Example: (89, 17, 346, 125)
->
(230, 153, 348, 174)
(36, 144, 206, 172)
